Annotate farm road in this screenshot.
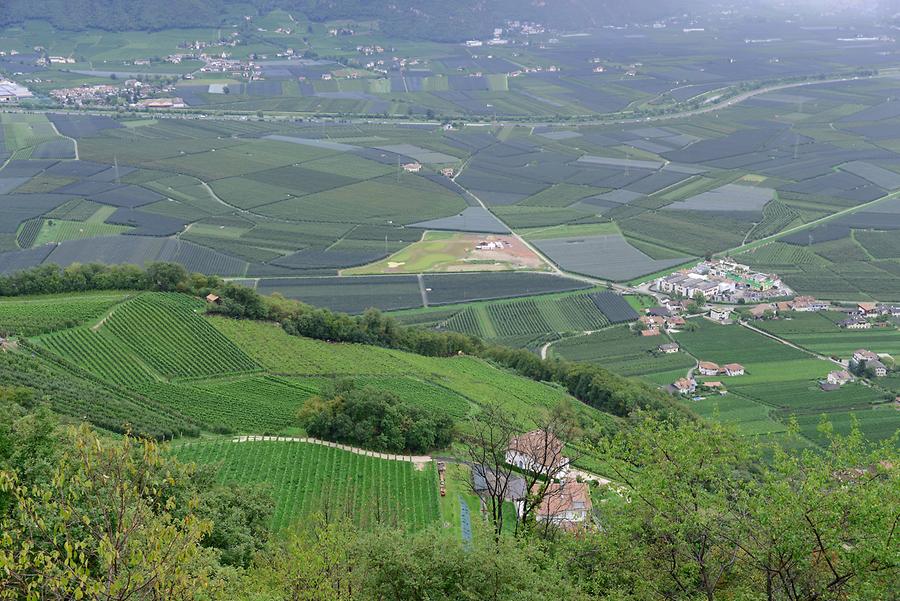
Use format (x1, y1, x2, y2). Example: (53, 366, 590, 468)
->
(232, 435, 432, 469)
(740, 322, 845, 367)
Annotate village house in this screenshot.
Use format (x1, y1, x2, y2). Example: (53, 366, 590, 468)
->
(666, 316, 686, 330)
(857, 302, 878, 316)
(402, 162, 422, 173)
(840, 317, 871, 330)
(827, 370, 853, 386)
(791, 296, 828, 312)
(658, 342, 680, 354)
(647, 306, 672, 318)
(506, 430, 570, 479)
(698, 361, 720, 376)
(701, 381, 725, 393)
(851, 349, 879, 368)
(868, 359, 888, 378)
(205, 293, 221, 304)
(877, 304, 900, 317)
(723, 363, 745, 376)
(530, 480, 592, 528)
(669, 377, 696, 395)
(709, 307, 731, 322)
(440, 167, 454, 177)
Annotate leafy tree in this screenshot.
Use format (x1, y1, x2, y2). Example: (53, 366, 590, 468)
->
(297, 381, 453, 453)
(145, 261, 190, 291)
(195, 482, 274, 568)
(0, 426, 215, 600)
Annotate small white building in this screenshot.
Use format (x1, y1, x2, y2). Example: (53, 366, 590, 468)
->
(709, 307, 731, 322)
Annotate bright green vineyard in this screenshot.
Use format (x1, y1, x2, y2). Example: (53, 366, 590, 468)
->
(102, 293, 260, 379)
(175, 440, 442, 530)
(0, 292, 128, 336)
(36, 327, 158, 387)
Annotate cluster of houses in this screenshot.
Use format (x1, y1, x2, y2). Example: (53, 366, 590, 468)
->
(670, 378, 728, 396)
(472, 429, 593, 529)
(839, 302, 900, 330)
(668, 361, 744, 396)
(637, 312, 686, 336)
(850, 349, 889, 378)
(49, 78, 184, 108)
(698, 361, 745, 376)
(706, 295, 829, 324)
(654, 259, 790, 303)
(820, 348, 892, 390)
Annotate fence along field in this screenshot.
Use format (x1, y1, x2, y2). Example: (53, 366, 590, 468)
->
(175, 439, 441, 530)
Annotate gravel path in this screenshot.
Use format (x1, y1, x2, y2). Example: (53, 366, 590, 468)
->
(232, 435, 432, 469)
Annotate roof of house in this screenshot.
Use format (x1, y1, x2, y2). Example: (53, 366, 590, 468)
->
(659, 342, 679, 350)
(471, 465, 526, 500)
(858, 302, 877, 311)
(205, 293, 220, 302)
(535, 480, 592, 519)
(673, 377, 695, 390)
(723, 363, 744, 372)
(647, 306, 672, 317)
(507, 430, 566, 469)
(868, 359, 886, 370)
(829, 370, 852, 379)
(854, 349, 878, 360)
(698, 361, 719, 371)
(702, 381, 723, 388)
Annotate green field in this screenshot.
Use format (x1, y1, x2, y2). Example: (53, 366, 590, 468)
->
(550, 325, 695, 379)
(0, 292, 129, 336)
(174, 439, 441, 530)
(756, 312, 900, 360)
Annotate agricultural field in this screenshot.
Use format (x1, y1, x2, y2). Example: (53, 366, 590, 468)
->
(0, 291, 129, 336)
(550, 316, 898, 447)
(2, 74, 900, 301)
(550, 325, 694, 379)
(35, 292, 259, 381)
(755, 312, 900, 360)
(174, 439, 441, 530)
(673, 319, 898, 445)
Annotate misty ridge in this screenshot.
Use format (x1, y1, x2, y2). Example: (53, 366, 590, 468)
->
(0, 0, 897, 40)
